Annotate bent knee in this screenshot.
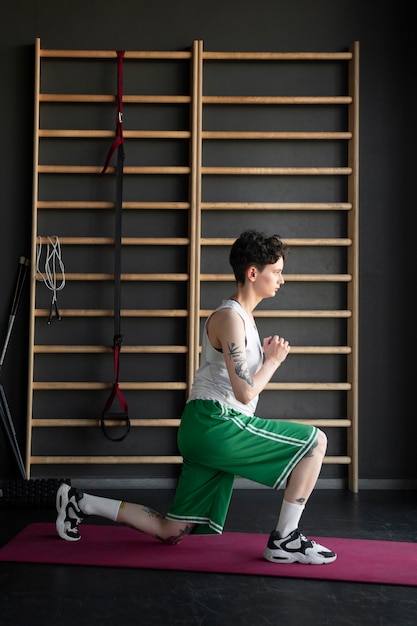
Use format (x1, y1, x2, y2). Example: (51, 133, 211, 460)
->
(315, 429, 328, 455)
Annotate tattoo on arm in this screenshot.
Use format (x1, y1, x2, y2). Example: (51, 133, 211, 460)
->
(227, 342, 254, 387)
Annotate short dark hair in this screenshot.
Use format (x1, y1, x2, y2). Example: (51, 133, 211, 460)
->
(229, 229, 288, 285)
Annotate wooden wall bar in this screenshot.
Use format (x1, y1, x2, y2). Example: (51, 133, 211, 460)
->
(26, 39, 359, 490)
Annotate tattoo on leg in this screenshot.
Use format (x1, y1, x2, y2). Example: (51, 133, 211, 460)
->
(156, 525, 194, 545)
(295, 497, 306, 504)
(142, 506, 164, 519)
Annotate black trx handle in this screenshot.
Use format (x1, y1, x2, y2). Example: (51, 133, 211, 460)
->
(100, 337, 130, 442)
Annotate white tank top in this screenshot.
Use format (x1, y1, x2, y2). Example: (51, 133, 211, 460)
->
(188, 299, 263, 416)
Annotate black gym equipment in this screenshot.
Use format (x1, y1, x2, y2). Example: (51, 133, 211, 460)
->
(0, 256, 29, 479)
(100, 50, 130, 442)
(0, 256, 70, 509)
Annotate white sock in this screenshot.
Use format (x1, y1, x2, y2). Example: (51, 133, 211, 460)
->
(276, 499, 305, 538)
(79, 492, 122, 522)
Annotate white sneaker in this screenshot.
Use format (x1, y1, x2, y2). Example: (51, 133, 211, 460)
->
(56, 483, 88, 542)
(263, 528, 337, 565)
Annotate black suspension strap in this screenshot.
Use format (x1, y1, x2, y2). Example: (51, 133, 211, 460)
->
(100, 50, 130, 442)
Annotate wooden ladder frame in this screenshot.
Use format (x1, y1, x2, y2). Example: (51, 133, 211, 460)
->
(26, 39, 359, 491)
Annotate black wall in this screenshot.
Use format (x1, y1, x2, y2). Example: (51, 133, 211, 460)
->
(0, 0, 412, 487)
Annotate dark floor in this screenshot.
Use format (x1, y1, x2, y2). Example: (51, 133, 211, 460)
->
(1, 488, 417, 626)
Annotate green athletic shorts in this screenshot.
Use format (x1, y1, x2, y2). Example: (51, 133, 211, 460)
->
(165, 399, 318, 534)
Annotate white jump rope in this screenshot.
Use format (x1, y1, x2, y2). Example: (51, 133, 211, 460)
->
(36, 236, 65, 324)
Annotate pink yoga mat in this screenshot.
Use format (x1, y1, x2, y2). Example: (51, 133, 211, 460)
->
(0, 523, 416, 586)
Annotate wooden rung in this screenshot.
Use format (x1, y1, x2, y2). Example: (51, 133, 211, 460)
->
(125, 129, 191, 137)
(37, 201, 190, 209)
(37, 165, 191, 175)
(40, 129, 115, 138)
(40, 48, 192, 60)
(323, 456, 351, 464)
(36, 236, 190, 246)
(38, 165, 353, 176)
(283, 274, 352, 282)
(201, 202, 352, 210)
(201, 237, 352, 246)
(32, 419, 181, 427)
(202, 51, 352, 61)
(266, 383, 352, 391)
(32, 382, 188, 390)
(34, 309, 188, 318)
(35, 273, 189, 281)
(253, 310, 352, 318)
(37, 201, 116, 209)
(285, 346, 351, 354)
(127, 95, 191, 104)
(39, 130, 191, 139)
(295, 419, 351, 427)
(200, 273, 352, 282)
(199, 309, 352, 319)
(33, 345, 188, 354)
(202, 95, 352, 105)
(122, 202, 191, 209)
(283, 238, 352, 246)
(285, 274, 351, 282)
(201, 167, 352, 175)
(124, 51, 192, 60)
(202, 131, 352, 140)
(38, 94, 116, 103)
(30, 455, 183, 464)
(39, 94, 192, 104)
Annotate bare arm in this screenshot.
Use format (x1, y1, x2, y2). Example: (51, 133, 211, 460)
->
(207, 308, 290, 405)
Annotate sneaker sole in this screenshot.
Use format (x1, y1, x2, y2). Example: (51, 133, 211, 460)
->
(56, 483, 81, 542)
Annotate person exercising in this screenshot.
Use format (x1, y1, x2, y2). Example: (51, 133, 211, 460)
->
(56, 229, 336, 565)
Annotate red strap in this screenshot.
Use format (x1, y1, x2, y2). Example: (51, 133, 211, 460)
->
(101, 340, 128, 416)
(100, 50, 125, 176)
